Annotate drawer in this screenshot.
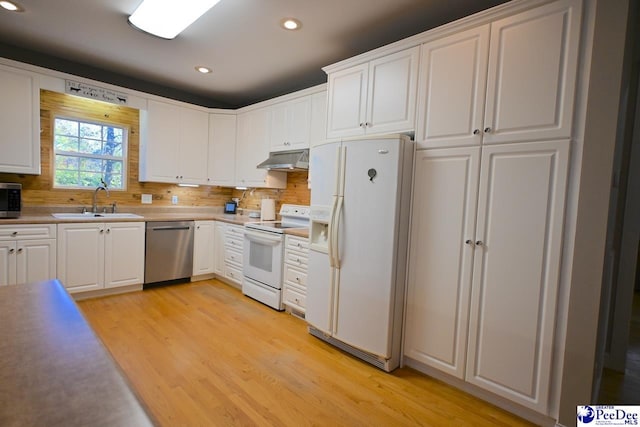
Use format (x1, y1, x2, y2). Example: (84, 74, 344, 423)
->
(283, 286, 306, 310)
(284, 264, 307, 287)
(225, 235, 243, 250)
(224, 263, 243, 285)
(226, 225, 245, 238)
(0, 224, 56, 240)
(284, 249, 308, 268)
(285, 235, 308, 252)
(224, 248, 243, 266)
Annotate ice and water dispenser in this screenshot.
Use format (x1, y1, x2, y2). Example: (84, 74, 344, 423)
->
(309, 205, 331, 253)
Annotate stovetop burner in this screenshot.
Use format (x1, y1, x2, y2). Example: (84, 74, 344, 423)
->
(244, 204, 310, 234)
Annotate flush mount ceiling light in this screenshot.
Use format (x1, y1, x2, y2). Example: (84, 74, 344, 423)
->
(280, 18, 301, 31)
(0, 1, 23, 12)
(195, 66, 212, 74)
(128, 0, 221, 40)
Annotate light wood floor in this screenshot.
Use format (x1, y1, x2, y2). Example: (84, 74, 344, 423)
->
(78, 280, 534, 426)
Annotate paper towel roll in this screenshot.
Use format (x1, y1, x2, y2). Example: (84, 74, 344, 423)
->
(261, 199, 276, 221)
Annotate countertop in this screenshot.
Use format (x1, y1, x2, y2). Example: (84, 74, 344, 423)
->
(0, 208, 310, 238)
(284, 228, 310, 238)
(0, 279, 155, 427)
(0, 211, 259, 226)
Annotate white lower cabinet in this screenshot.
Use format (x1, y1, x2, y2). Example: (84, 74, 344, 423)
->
(57, 222, 145, 294)
(193, 220, 215, 276)
(0, 224, 56, 286)
(405, 140, 569, 414)
(282, 234, 309, 313)
(214, 222, 225, 276)
(222, 224, 244, 286)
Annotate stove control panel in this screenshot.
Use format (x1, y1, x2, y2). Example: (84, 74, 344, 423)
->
(279, 204, 310, 219)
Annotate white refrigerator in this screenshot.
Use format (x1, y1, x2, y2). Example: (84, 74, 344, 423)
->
(307, 134, 414, 372)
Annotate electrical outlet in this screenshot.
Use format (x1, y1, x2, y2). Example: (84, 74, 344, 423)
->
(141, 194, 152, 204)
(171, 195, 178, 205)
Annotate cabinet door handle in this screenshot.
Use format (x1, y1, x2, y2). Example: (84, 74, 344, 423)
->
(473, 129, 480, 135)
(359, 122, 365, 128)
(484, 127, 491, 133)
(17, 248, 23, 253)
(9, 248, 15, 254)
(465, 240, 474, 245)
(106, 228, 111, 234)
(11, 231, 18, 236)
(100, 229, 104, 234)
(365, 122, 372, 127)
(475, 240, 483, 246)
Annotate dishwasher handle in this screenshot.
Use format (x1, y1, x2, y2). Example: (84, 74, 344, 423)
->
(150, 225, 191, 231)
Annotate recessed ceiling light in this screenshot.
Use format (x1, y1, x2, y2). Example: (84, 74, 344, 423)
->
(0, 1, 23, 12)
(195, 66, 212, 74)
(129, 0, 221, 39)
(281, 18, 301, 31)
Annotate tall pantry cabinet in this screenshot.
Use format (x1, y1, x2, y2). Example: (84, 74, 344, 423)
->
(404, 0, 580, 415)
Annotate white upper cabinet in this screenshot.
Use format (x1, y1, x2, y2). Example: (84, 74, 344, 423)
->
(140, 100, 209, 185)
(0, 65, 41, 175)
(178, 107, 209, 184)
(326, 46, 419, 139)
(416, 25, 490, 149)
(483, 0, 581, 144)
(208, 114, 237, 186)
(416, 0, 581, 148)
(309, 91, 327, 147)
(270, 96, 311, 152)
(236, 109, 286, 189)
(326, 63, 369, 138)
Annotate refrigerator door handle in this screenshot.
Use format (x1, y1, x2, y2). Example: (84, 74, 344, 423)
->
(327, 195, 338, 268)
(332, 196, 344, 268)
(338, 145, 347, 197)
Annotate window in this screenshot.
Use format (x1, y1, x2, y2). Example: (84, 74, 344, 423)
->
(53, 117, 127, 189)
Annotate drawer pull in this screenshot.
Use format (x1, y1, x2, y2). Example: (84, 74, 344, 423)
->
(12, 231, 18, 236)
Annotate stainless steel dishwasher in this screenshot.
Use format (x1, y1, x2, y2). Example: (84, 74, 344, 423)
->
(144, 221, 194, 285)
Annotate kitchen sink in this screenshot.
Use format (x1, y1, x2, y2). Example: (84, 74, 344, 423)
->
(51, 212, 143, 219)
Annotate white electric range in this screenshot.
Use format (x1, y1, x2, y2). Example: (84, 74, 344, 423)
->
(242, 204, 310, 310)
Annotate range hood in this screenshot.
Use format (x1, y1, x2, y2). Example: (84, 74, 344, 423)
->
(257, 149, 309, 172)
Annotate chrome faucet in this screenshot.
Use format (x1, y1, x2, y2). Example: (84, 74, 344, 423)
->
(92, 179, 110, 213)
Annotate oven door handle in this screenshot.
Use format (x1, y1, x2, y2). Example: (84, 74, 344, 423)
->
(244, 230, 282, 246)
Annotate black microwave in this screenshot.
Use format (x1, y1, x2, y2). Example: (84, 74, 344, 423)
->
(0, 183, 21, 218)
